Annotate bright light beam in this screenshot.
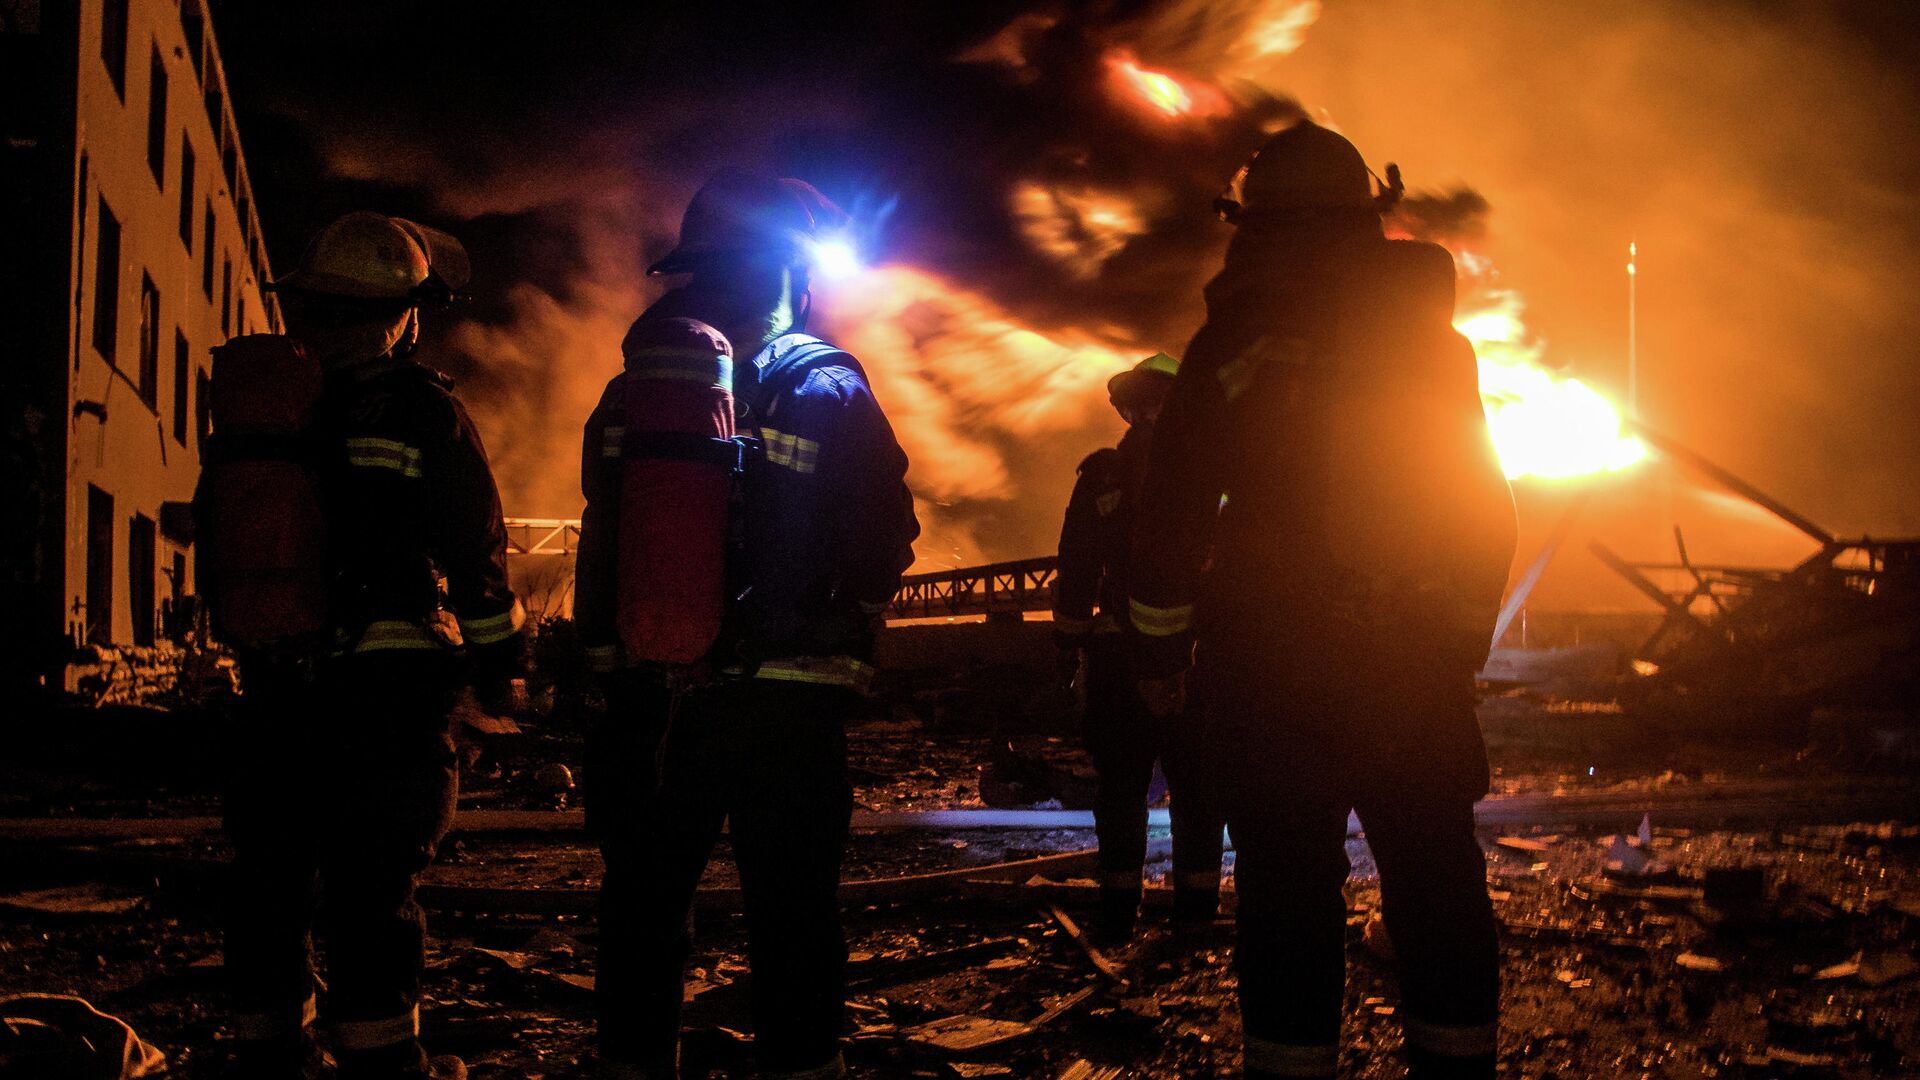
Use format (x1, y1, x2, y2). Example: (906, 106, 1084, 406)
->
(808, 236, 863, 280)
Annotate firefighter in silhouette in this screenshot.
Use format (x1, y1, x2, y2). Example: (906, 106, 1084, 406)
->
(199, 212, 522, 1080)
(580, 170, 919, 1080)
(1128, 123, 1516, 1079)
(1054, 352, 1225, 941)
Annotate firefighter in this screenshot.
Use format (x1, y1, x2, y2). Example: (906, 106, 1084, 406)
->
(1054, 352, 1224, 941)
(210, 212, 523, 1080)
(583, 169, 919, 1080)
(1128, 123, 1517, 1079)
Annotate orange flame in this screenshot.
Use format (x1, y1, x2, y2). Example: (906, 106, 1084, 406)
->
(1106, 52, 1228, 119)
(1452, 268, 1645, 480)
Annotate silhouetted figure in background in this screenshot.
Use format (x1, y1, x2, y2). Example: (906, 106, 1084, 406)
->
(1128, 123, 1517, 1079)
(1054, 352, 1225, 942)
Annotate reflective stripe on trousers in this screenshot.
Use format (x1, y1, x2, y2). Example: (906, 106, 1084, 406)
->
(1404, 1016, 1498, 1057)
(331, 1006, 419, 1052)
(348, 619, 446, 654)
(1244, 1034, 1338, 1077)
(584, 642, 621, 673)
(1129, 598, 1193, 637)
(460, 597, 527, 645)
(231, 994, 317, 1041)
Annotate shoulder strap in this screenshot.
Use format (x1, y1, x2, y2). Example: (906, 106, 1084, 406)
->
(748, 334, 856, 414)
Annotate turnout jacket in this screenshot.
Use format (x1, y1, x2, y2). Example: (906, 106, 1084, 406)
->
(578, 332, 919, 689)
(1052, 424, 1152, 643)
(318, 359, 523, 659)
(1129, 219, 1516, 677)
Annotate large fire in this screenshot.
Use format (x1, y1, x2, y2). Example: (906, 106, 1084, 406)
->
(1453, 269, 1646, 481)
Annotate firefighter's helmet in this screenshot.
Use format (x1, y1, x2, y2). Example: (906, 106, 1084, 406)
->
(1215, 121, 1403, 223)
(269, 212, 470, 305)
(650, 170, 849, 277)
(1108, 351, 1180, 409)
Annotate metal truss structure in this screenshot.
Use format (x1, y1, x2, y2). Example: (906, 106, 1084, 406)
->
(887, 556, 1058, 620)
(502, 518, 1057, 620)
(502, 518, 581, 557)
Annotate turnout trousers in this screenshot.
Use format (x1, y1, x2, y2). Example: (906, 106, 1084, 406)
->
(1081, 634, 1225, 925)
(223, 651, 461, 1078)
(1192, 614, 1498, 1080)
(589, 678, 854, 1079)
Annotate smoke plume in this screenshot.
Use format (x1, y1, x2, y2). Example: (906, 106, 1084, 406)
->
(220, 0, 1920, 607)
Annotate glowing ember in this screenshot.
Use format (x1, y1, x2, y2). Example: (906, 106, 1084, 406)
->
(1458, 289, 1646, 480)
(1106, 53, 1226, 119)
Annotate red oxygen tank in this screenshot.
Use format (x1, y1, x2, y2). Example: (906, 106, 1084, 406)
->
(200, 335, 330, 648)
(615, 317, 737, 664)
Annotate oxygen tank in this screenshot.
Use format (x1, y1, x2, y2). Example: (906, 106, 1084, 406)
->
(614, 317, 738, 664)
(198, 335, 329, 648)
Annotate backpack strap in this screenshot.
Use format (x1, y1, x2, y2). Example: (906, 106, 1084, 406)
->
(619, 430, 754, 471)
(745, 334, 856, 419)
(202, 431, 321, 466)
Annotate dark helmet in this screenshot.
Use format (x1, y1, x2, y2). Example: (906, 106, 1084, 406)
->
(1215, 121, 1403, 224)
(1108, 352, 1180, 410)
(649, 169, 849, 276)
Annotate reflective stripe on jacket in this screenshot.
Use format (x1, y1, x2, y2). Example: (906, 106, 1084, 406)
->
(317, 359, 520, 658)
(576, 328, 919, 680)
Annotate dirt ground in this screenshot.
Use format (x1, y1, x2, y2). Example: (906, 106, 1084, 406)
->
(3, 693, 1919, 1078)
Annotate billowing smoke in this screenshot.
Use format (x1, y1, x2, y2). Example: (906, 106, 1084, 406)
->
(223, 0, 1920, 606)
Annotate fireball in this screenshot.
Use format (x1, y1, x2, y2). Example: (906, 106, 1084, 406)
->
(1457, 290, 1645, 480)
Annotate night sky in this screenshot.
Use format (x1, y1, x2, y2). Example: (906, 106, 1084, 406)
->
(207, 1, 1920, 604)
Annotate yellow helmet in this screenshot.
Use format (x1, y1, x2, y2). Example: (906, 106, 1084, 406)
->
(270, 212, 469, 303)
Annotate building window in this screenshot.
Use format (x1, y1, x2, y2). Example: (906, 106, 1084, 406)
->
(195, 369, 211, 452)
(101, 0, 129, 99)
(181, 2, 204, 81)
(223, 138, 236, 193)
(173, 331, 190, 444)
(129, 513, 156, 647)
(146, 47, 168, 185)
(91, 195, 121, 365)
(85, 485, 114, 646)
(202, 203, 216, 297)
(220, 256, 232, 337)
(179, 139, 196, 248)
(138, 274, 160, 409)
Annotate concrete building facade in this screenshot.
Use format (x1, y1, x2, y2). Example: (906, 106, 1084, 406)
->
(4, 0, 278, 676)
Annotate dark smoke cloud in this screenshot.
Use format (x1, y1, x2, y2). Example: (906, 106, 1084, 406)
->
(212, 0, 1920, 604)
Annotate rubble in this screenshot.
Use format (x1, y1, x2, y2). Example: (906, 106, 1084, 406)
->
(2, 698, 1916, 1077)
